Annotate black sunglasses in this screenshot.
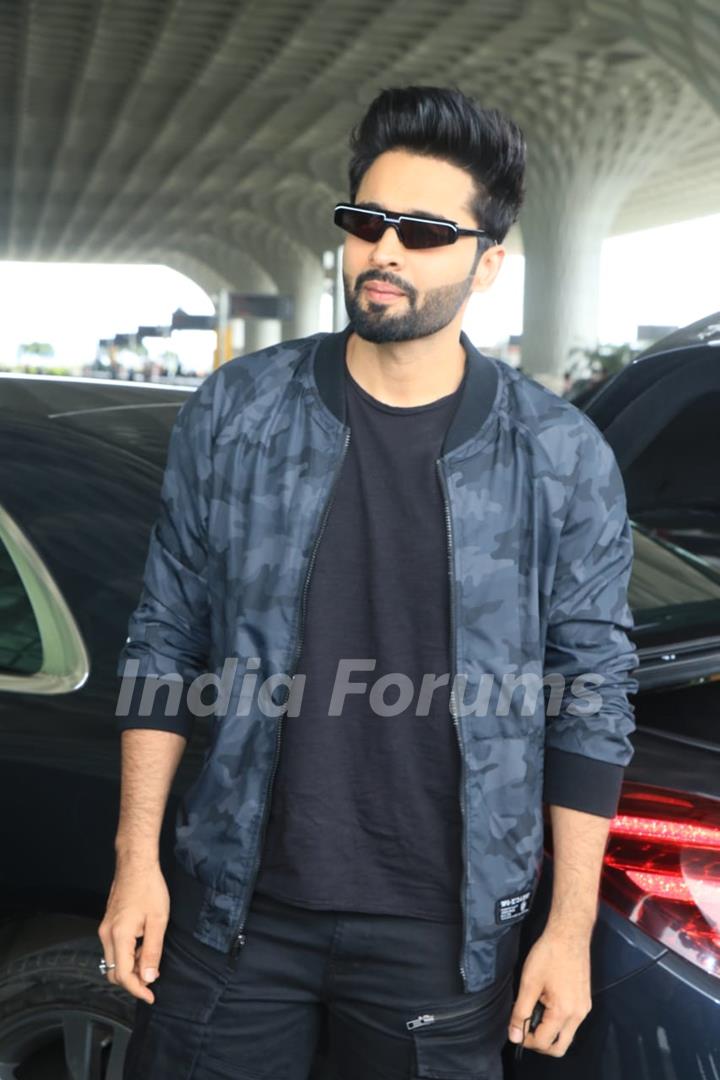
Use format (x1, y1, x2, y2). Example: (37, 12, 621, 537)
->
(333, 203, 496, 250)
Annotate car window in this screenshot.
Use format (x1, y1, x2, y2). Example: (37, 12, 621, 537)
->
(623, 393, 720, 516)
(0, 505, 89, 694)
(630, 527, 720, 620)
(0, 537, 43, 676)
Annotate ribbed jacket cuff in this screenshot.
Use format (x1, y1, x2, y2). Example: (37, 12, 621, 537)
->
(543, 747, 623, 818)
(114, 676, 195, 740)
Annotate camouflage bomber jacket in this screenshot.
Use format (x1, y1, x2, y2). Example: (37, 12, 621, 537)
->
(116, 321, 639, 993)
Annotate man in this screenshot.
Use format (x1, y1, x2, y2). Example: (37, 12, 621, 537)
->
(102, 85, 638, 1079)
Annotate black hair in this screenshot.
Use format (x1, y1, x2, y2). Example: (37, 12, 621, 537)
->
(348, 85, 526, 249)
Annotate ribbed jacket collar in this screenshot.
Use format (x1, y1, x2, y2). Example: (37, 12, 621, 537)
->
(312, 321, 499, 456)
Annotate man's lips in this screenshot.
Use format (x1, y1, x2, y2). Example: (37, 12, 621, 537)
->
(363, 282, 405, 297)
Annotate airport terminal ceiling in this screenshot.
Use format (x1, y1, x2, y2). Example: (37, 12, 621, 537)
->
(1, 0, 719, 372)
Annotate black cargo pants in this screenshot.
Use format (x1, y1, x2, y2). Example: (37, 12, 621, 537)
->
(122, 888, 522, 1079)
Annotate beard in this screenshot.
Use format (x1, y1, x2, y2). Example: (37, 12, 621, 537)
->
(343, 261, 478, 344)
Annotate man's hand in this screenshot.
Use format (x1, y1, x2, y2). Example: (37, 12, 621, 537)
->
(97, 854, 170, 1004)
(507, 926, 592, 1056)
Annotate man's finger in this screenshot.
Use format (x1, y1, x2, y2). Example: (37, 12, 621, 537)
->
(534, 1021, 574, 1057)
(97, 925, 116, 984)
(138, 923, 166, 984)
(523, 1005, 567, 1054)
(113, 933, 156, 1004)
(508, 987, 544, 1043)
(100, 950, 117, 985)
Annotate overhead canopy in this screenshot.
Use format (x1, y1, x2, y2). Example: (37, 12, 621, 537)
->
(1, 0, 718, 271)
(1, 0, 719, 370)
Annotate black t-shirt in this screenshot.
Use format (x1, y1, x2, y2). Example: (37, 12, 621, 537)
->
(254, 351, 466, 921)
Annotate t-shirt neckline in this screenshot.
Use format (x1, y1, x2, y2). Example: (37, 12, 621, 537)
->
(344, 357, 467, 416)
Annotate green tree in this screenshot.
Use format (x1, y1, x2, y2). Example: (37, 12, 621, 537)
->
(17, 342, 55, 358)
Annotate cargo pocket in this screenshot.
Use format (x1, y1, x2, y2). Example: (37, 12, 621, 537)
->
(148, 919, 235, 1024)
(406, 971, 513, 1079)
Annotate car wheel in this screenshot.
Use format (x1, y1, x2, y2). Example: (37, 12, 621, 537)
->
(0, 938, 135, 1079)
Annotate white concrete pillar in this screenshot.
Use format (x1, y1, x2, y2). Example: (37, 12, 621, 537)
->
(515, 61, 703, 381)
(333, 244, 349, 332)
(519, 175, 622, 379)
(243, 317, 281, 353)
(284, 252, 326, 340)
(187, 242, 283, 358)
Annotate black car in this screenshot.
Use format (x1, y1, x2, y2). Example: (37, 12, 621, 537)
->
(510, 312, 720, 1079)
(581, 311, 720, 570)
(0, 326, 718, 1078)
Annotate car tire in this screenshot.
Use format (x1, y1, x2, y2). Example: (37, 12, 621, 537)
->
(0, 937, 135, 1080)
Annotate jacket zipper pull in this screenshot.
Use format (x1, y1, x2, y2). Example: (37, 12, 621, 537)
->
(406, 1013, 435, 1031)
(229, 931, 246, 959)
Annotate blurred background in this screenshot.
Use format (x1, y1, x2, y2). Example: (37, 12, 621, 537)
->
(1, 0, 718, 392)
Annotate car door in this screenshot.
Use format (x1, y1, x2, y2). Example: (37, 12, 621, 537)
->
(585, 315, 720, 565)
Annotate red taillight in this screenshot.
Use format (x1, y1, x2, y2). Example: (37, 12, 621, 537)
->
(547, 784, 720, 978)
(609, 813, 720, 849)
(608, 785, 720, 977)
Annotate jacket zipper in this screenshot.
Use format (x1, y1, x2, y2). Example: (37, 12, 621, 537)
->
(228, 428, 352, 959)
(436, 458, 468, 990)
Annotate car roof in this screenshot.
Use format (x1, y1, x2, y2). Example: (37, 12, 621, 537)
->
(632, 310, 720, 362)
(0, 372, 194, 419)
(0, 372, 194, 388)
(0, 374, 196, 470)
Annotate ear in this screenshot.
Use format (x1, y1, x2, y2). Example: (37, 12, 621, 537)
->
(472, 244, 506, 294)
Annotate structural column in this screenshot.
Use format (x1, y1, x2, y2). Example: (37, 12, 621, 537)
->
(243, 317, 281, 353)
(513, 57, 703, 382)
(333, 244, 349, 332)
(282, 251, 326, 340)
(519, 173, 623, 381)
(190, 240, 283, 359)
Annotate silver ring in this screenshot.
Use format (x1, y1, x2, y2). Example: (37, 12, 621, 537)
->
(98, 958, 117, 974)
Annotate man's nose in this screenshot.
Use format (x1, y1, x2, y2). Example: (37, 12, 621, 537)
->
(368, 222, 405, 266)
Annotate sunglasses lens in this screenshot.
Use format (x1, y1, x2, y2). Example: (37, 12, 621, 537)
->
(334, 207, 457, 249)
(334, 207, 384, 242)
(400, 220, 456, 249)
